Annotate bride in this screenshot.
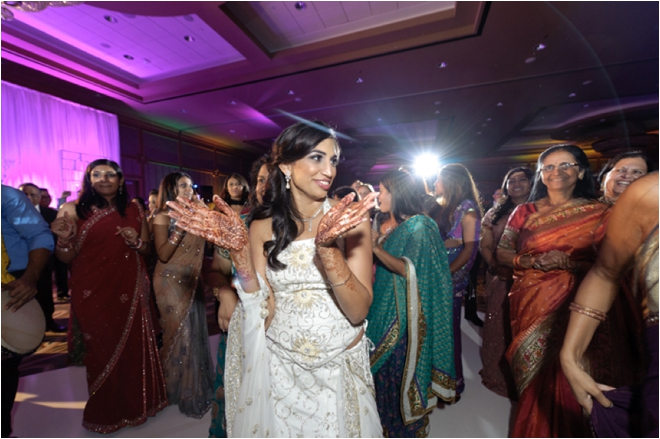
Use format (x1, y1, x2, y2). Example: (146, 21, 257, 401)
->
(168, 121, 382, 437)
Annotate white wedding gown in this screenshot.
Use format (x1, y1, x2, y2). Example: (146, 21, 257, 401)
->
(225, 203, 382, 438)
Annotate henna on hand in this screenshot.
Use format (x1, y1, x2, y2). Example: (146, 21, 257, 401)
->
(315, 192, 377, 248)
(166, 195, 248, 250)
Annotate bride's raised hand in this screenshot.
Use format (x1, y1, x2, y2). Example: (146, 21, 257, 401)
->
(315, 192, 377, 248)
(167, 194, 248, 251)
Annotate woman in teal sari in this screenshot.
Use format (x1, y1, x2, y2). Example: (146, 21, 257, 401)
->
(367, 169, 457, 437)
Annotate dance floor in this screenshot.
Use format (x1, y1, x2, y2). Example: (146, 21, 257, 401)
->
(11, 310, 512, 437)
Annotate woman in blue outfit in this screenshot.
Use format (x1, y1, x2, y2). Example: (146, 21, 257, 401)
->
(430, 163, 483, 395)
(367, 169, 457, 437)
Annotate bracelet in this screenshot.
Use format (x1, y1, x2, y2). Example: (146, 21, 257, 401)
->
(172, 229, 186, 237)
(569, 302, 607, 322)
(327, 271, 353, 288)
(512, 254, 532, 269)
(128, 238, 143, 250)
(168, 231, 184, 246)
(56, 240, 74, 252)
(212, 287, 221, 300)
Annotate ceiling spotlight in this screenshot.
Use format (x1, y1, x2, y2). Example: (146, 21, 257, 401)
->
(356, 77, 363, 84)
(230, 129, 235, 133)
(435, 110, 440, 114)
(496, 102, 503, 107)
(180, 109, 187, 113)
(100, 43, 111, 48)
(294, 2, 306, 10)
(104, 15, 117, 23)
(569, 93, 576, 97)
(583, 104, 589, 108)
(486, 118, 492, 121)
(294, 97, 302, 102)
(437, 62, 447, 69)
(184, 35, 195, 42)
(434, 101, 441, 105)
(525, 57, 536, 64)
(600, 118, 606, 122)
(582, 80, 593, 85)
(123, 54, 134, 60)
(477, 132, 482, 135)
(535, 43, 546, 51)
(287, 90, 295, 95)
(229, 100, 237, 105)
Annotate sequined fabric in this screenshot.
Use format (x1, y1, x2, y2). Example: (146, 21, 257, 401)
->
(479, 207, 517, 399)
(69, 203, 168, 433)
(225, 199, 382, 437)
(153, 232, 213, 418)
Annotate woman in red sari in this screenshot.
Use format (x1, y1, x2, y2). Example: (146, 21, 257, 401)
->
(497, 145, 609, 437)
(51, 159, 168, 433)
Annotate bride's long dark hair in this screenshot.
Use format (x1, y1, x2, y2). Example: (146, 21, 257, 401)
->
(248, 121, 339, 270)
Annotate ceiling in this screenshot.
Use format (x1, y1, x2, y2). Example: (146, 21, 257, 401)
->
(2, 1, 658, 180)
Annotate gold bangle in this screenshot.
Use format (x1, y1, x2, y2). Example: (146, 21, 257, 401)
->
(569, 302, 607, 322)
(327, 271, 352, 288)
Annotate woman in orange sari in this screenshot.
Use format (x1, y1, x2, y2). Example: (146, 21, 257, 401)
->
(497, 145, 609, 437)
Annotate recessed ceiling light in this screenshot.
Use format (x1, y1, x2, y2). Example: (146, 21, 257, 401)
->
(123, 54, 134, 60)
(184, 35, 195, 42)
(600, 118, 606, 122)
(295, 2, 306, 11)
(482, 123, 487, 127)
(496, 102, 503, 107)
(356, 78, 363, 84)
(477, 132, 482, 135)
(437, 62, 447, 69)
(230, 129, 235, 133)
(122, 13, 135, 19)
(183, 15, 194, 22)
(435, 110, 440, 114)
(565, 130, 570, 133)
(569, 93, 576, 97)
(486, 118, 492, 122)
(100, 43, 111, 48)
(582, 80, 592, 85)
(434, 101, 441, 105)
(287, 90, 294, 95)
(525, 57, 536, 64)
(294, 97, 302, 102)
(180, 109, 187, 113)
(229, 100, 237, 105)
(104, 15, 117, 23)
(535, 43, 546, 51)
(583, 104, 589, 108)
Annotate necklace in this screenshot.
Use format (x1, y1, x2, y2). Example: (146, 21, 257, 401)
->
(300, 201, 325, 232)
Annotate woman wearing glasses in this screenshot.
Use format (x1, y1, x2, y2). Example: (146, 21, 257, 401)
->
(496, 145, 609, 437)
(51, 159, 167, 432)
(597, 151, 651, 204)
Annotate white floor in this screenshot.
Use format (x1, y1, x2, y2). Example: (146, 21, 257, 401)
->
(11, 311, 512, 438)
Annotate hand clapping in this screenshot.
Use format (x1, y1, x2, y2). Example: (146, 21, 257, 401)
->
(315, 192, 377, 248)
(167, 194, 248, 251)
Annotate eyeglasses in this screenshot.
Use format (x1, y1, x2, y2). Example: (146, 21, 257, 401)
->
(91, 171, 118, 179)
(614, 167, 646, 177)
(539, 162, 579, 173)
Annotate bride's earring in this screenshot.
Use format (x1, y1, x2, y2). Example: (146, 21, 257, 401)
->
(285, 171, 291, 190)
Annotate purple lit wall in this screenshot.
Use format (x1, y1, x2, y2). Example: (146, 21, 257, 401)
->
(1, 81, 120, 207)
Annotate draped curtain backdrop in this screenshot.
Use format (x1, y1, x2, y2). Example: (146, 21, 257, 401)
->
(1, 81, 120, 207)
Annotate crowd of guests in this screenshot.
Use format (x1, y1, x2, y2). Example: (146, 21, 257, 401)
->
(1, 120, 657, 438)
